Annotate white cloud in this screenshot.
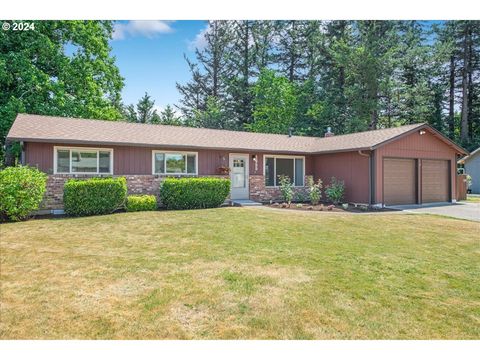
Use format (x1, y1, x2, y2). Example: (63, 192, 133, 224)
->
(188, 24, 209, 51)
(113, 21, 174, 40)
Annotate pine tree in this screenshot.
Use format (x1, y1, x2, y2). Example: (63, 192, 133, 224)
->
(346, 21, 399, 130)
(225, 21, 255, 127)
(274, 21, 308, 82)
(392, 21, 433, 125)
(251, 21, 277, 73)
(123, 92, 159, 124)
(159, 105, 182, 126)
(316, 20, 353, 134)
(176, 21, 233, 118)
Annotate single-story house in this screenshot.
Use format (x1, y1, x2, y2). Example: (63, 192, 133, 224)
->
(458, 147, 480, 193)
(6, 113, 468, 211)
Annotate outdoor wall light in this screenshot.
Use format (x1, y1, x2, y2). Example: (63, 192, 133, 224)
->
(252, 154, 258, 172)
(419, 130, 426, 135)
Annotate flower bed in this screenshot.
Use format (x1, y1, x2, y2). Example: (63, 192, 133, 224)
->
(265, 202, 393, 213)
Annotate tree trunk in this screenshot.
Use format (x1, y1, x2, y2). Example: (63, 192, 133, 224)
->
(369, 107, 378, 130)
(448, 54, 455, 138)
(467, 27, 474, 136)
(460, 23, 470, 143)
(242, 21, 250, 124)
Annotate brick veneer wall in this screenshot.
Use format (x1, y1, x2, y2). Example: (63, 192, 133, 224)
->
(42, 174, 229, 210)
(249, 175, 311, 203)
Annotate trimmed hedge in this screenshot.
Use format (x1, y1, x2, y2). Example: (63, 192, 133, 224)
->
(160, 177, 230, 210)
(126, 195, 157, 212)
(0, 166, 47, 221)
(64, 177, 127, 216)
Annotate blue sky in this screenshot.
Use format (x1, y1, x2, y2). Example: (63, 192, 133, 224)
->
(110, 20, 207, 111)
(109, 20, 441, 112)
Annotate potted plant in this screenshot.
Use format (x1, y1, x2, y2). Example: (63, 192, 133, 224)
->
(217, 166, 231, 175)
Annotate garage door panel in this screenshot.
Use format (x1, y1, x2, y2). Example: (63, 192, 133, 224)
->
(384, 158, 416, 205)
(421, 160, 449, 203)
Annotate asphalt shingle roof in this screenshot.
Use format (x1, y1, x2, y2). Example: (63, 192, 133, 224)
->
(6, 113, 433, 154)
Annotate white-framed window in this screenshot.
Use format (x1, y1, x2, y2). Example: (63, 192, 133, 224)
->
(54, 146, 113, 174)
(152, 150, 198, 175)
(264, 155, 305, 187)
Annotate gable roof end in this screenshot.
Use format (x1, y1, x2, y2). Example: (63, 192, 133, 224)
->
(458, 147, 480, 164)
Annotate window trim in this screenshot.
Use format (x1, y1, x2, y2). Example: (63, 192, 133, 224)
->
(263, 154, 305, 187)
(151, 150, 199, 176)
(53, 146, 114, 175)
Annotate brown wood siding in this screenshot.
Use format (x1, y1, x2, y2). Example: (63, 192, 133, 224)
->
(421, 159, 450, 203)
(23, 142, 313, 177)
(24, 142, 54, 173)
(383, 158, 416, 205)
(313, 151, 370, 203)
(375, 129, 458, 204)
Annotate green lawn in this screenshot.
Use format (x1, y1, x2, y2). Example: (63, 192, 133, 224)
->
(465, 195, 480, 203)
(0, 208, 479, 339)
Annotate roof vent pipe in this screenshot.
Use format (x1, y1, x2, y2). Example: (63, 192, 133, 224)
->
(325, 127, 334, 137)
(288, 127, 294, 137)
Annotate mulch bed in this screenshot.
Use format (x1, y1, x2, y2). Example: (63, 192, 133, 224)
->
(265, 202, 395, 213)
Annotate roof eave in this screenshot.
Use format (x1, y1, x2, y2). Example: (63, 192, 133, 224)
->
(311, 147, 372, 155)
(8, 137, 312, 155)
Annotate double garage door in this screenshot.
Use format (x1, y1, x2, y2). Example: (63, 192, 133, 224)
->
(383, 158, 450, 205)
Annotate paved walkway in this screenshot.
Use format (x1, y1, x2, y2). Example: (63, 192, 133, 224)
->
(388, 202, 480, 222)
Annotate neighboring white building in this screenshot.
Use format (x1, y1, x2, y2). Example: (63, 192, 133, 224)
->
(459, 147, 480, 194)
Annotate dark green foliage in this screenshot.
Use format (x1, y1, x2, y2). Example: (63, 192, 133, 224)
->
(0, 20, 124, 165)
(63, 177, 127, 216)
(246, 69, 297, 134)
(160, 177, 230, 210)
(176, 21, 233, 119)
(159, 105, 182, 125)
(175, 20, 479, 151)
(123, 92, 160, 124)
(325, 177, 345, 205)
(126, 195, 157, 212)
(0, 166, 47, 221)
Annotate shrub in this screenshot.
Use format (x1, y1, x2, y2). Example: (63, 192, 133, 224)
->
(306, 176, 322, 205)
(278, 175, 294, 205)
(294, 191, 307, 203)
(0, 166, 47, 221)
(160, 177, 230, 210)
(64, 177, 127, 216)
(325, 177, 345, 205)
(126, 195, 157, 212)
(466, 174, 472, 188)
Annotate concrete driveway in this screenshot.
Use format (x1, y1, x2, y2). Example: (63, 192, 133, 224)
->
(388, 202, 480, 222)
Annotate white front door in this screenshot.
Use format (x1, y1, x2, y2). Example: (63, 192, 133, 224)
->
(229, 154, 249, 200)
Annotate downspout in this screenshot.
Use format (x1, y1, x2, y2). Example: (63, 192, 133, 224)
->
(20, 141, 25, 165)
(358, 150, 372, 205)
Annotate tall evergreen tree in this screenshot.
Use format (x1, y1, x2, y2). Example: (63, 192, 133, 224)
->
(346, 21, 399, 130)
(274, 21, 308, 82)
(226, 21, 255, 126)
(316, 20, 353, 134)
(176, 21, 233, 118)
(123, 92, 160, 124)
(159, 105, 182, 126)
